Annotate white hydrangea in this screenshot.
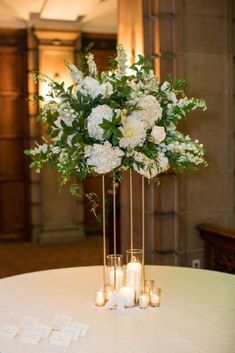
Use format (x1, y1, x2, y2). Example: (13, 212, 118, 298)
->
(151, 126, 166, 144)
(137, 95, 162, 129)
(87, 105, 113, 141)
(119, 113, 146, 148)
(85, 141, 124, 174)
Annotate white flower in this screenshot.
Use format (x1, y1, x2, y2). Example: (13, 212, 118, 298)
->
(115, 44, 128, 78)
(52, 146, 61, 154)
(119, 113, 146, 148)
(86, 53, 98, 76)
(151, 126, 166, 144)
(133, 164, 159, 179)
(66, 63, 83, 83)
(167, 92, 177, 104)
(161, 81, 170, 92)
(100, 82, 113, 97)
(137, 95, 162, 129)
(87, 105, 113, 141)
(83, 77, 101, 98)
(85, 141, 124, 174)
(158, 152, 169, 171)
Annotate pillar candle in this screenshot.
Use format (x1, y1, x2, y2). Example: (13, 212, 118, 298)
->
(95, 291, 105, 306)
(119, 286, 135, 307)
(126, 261, 142, 301)
(108, 268, 124, 291)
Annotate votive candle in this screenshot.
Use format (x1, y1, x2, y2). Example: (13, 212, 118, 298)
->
(150, 288, 161, 307)
(95, 290, 105, 306)
(139, 293, 149, 309)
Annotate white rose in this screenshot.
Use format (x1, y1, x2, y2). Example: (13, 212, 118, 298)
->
(119, 113, 146, 148)
(151, 126, 166, 143)
(100, 82, 113, 97)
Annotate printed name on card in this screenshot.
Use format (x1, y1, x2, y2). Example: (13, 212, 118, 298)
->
(34, 324, 52, 338)
(0, 324, 19, 339)
(53, 314, 73, 329)
(61, 326, 82, 342)
(70, 322, 90, 336)
(49, 330, 74, 347)
(20, 316, 40, 329)
(20, 329, 42, 344)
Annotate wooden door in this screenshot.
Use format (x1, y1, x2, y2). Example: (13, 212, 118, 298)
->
(0, 29, 29, 240)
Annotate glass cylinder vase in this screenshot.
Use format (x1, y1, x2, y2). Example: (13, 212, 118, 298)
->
(106, 254, 124, 292)
(126, 249, 143, 302)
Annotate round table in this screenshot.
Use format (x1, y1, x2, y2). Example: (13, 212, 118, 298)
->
(0, 266, 234, 353)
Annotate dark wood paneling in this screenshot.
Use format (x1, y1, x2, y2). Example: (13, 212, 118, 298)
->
(0, 29, 29, 240)
(0, 48, 26, 93)
(0, 140, 25, 180)
(0, 182, 26, 234)
(198, 223, 235, 274)
(0, 96, 25, 136)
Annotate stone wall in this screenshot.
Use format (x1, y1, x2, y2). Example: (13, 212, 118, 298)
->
(118, 0, 234, 267)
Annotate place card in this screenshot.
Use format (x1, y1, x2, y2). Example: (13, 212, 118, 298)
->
(20, 316, 40, 329)
(49, 330, 74, 347)
(34, 323, 52, 338)
(0, 324, 19, 339)
(53, 314, 73, 329)
(61, 326, 82, 342)
(20, 329, 42, 344)
(70, 322, 90, 336)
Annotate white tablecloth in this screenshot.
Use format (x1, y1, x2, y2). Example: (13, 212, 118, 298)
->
(0, 266, 234, 353)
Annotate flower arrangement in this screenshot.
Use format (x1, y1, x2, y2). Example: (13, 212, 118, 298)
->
(26, 45, 207, 192)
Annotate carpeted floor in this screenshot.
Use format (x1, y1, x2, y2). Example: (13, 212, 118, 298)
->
(0, 236, 103, 279)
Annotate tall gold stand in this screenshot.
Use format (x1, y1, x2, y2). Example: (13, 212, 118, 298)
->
(102, 175, 106, 288)
(142, 175, 145, 286)
(113, 176, 117, 291)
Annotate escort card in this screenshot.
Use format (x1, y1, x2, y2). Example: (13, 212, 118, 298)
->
(20, 329, 42, 344)
(49, 330, 74, 347)
(70, 322, 90, 336)
(20, 316, 40, 329)
(0, 324, 19, 339)
(53, 314, 73, 329)
(61, 326, 82, 342)
(34, 323, 52, 338)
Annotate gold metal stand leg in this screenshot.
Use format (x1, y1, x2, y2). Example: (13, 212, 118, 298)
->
(130, 169, 133, 252)
(113, 176, 117, 291)
(102, 175, 106, 288)
(142, 175, 145, 287)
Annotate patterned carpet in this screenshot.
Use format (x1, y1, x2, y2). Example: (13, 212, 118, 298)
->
(0, 236, 103, 279)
